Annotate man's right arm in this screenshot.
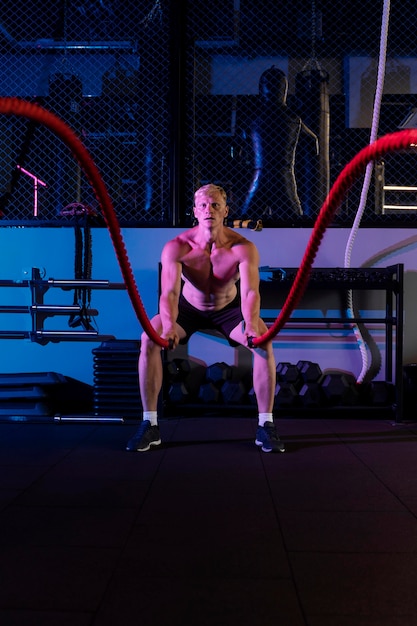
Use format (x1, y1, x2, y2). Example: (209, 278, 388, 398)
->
(159, 241, 183, 347)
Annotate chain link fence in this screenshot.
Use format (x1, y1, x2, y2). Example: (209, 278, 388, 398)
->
(185, 0, 417, 227)
(0, 1, 416, 227)
(0, 0, 171, 225)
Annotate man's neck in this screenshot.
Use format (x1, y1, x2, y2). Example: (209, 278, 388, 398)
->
(197, 224, 224, 249)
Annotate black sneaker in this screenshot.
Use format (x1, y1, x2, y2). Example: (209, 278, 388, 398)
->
(126, 420, 161, 452)
(255, 422, 285, 453)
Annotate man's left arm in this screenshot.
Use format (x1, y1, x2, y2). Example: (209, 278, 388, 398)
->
(238, 242, 262, 342)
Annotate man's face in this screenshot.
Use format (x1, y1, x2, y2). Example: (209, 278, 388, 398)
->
(193, 190, 229, 226)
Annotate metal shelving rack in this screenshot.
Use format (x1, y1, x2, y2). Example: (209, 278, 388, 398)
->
(260, 263, 404, 420)
(0, 267, 126, 344)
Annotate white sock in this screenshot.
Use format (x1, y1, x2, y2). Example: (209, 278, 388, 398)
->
(258, 412, 273, 427)
(143, 411, 158, 426)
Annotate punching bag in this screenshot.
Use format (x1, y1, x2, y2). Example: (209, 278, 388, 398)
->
(241, 66, 304, 221)
(295, 68, 330, 214)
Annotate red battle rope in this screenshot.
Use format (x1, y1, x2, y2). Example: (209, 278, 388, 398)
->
(249, 128, 417, 347)
(0, 97, 170, 348)
(1, 97, 416, 350)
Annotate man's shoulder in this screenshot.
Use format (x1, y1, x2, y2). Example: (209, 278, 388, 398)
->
(166, 228, 195, 246)
(228, 229, 254, 247)
(162, 229, 194, 260)
(229, 232, 258, 260)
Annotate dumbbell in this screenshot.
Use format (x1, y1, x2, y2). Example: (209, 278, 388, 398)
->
(296, 360, 322, 383)
(274, 381, 299, 408)
(198, 381, 221, 404)
(298, 381, 324, 407)
(319, 371, 359, 406)
(206, 361, 233, 388)
(296, 362, 324, 407)
(165, 358, 181, 382)
(180, 359, 206, 397)
(166, 358, 206, 404)
(206, 362, 249, 405)
(276, 362, 302, 391)
(168, 381, 190, 404)
(221, 379, 248, 405)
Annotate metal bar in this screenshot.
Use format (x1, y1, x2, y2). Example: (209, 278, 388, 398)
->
(263, 317, 397, 324)
(33, 330, 99, 338)
(0, 331, 30, 338)
(30, 305, 99, 315)
(46, 279, 125, 289)
(0, 306, 30, 313)
(32, 331, 116, 342)
(383, 205, 417, 210)
(383, 185, 417, 191)
(0, 280, 30, 287)
(54, 415, 126, 423)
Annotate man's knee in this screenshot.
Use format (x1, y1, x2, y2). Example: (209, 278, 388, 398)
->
(140, 330, 161, 353)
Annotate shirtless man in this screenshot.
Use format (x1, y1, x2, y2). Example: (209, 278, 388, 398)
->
(126, 183, 285, 453)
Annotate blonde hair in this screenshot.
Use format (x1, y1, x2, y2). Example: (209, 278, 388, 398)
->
(194, 184, 227, 204)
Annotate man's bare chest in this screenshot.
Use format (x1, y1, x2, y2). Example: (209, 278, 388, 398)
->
(181, 249, 239, 286)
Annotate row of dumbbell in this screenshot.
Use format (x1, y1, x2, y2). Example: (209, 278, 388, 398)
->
(164, 358, 395, 408)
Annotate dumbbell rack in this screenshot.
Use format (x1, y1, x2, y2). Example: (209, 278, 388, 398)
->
(162, 263, 404, 422)
(259, 263, 404, 421)
(0, 266, 126, 344)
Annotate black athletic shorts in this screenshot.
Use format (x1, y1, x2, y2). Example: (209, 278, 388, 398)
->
(176, 293, 243, 346)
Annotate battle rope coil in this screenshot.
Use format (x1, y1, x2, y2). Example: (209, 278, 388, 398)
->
(0, 97, 415, 350)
